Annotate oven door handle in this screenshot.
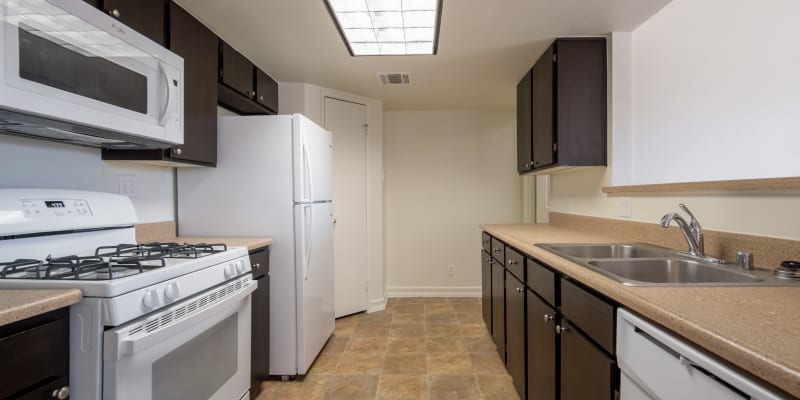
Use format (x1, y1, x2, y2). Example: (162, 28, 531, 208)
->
(104, 280, 256, 361)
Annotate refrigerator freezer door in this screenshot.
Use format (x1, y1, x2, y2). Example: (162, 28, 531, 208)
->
(292, 114, 333, 203)
(293, 202, 335, 374)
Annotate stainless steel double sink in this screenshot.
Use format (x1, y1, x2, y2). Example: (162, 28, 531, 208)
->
(537, 243, 796, 287)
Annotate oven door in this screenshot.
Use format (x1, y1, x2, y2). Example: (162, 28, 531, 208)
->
(103, 276, 255, 400)
(0, 0, 183, 145)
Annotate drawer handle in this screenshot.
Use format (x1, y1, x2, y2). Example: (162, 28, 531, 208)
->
(493, 248, 501, 253)
(52, 386, 70, 399)
(507, 259, 518, 265)
(543, 313, 554, 323)
(556, 325, 568, 334)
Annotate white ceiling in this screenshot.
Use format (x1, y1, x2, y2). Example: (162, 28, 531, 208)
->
(176, 0, 671, 110)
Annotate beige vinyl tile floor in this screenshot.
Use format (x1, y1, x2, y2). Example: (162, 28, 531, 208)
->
(255, 297, 520, 400)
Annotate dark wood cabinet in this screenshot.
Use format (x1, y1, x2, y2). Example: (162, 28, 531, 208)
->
(102, 1, 219, 166)
(491, 261, 506, 361)
(527, 290, 557, 400)
(249, 246, 270, 398)
(516, 38, 607, 174)
(506, 273, 527, 399)
(103, 0, 166, 46)
(0, 308, 69, 400)
(481, 232, 619, 400)
(218, 42, 278, 115)
(481, 250, 492, 334)
(559, 320, 616, 400)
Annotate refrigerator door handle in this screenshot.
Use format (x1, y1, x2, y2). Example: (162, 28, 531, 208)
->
(303, 205, 312, 280)
(302, 140, 314, 202)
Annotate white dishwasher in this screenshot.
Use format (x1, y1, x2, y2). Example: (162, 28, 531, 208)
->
(616, 309, 784, 400)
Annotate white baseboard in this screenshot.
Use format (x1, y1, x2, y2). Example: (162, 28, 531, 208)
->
(386, 286, 481, 298)
(367, 294, 388, 313)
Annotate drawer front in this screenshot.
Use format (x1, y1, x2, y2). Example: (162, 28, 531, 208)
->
(526, 258, 556, 306)
(481, 232, 492, 254)
(490, 237, 505, 264)
(560, 279, 615, 354)
(505, 247, 525, 281)
(0, 316, 68, 399)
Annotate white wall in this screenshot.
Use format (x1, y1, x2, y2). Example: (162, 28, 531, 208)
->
(623, 0, 800, 184)
(385, 110, 521, 296)
(279, 83, 387, 310)
(0, 135, 175, 222)
(546, 0, 800, 241)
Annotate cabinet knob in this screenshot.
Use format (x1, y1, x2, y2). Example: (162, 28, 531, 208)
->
(532, 160, 539, 167)
(507, 259, 518, 265)
(109, 8, 120, 18)
(516, 287, 524, 293)
(52, 386, 70, 399)
(259, 95, 264, 101)
(173, 147, 183, 156)
(556, 325, 568, 335)
(253, 262, 260, 270)
(492, 248, 501, 253)
(250, 91, 256, 97)
(543, 313, 554, 323)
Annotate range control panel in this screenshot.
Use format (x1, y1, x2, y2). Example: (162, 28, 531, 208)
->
(20, 198, 93, 218)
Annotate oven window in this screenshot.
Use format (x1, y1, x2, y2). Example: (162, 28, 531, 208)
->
(152, 315, 238, 400)
(18, 26, 148, 114)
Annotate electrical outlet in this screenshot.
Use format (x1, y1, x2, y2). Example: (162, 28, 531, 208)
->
(118, 175, 137, 197)
(618, 198, 632, 218)
(447, 264, 456, 276)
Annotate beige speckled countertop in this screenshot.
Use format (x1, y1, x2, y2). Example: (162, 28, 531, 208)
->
(481, 223, 800, 398)
(0, 289, 82, 327)
(172, 237, 273, 252)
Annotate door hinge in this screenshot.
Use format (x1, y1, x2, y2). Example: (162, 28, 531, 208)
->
(553, 142, 558, 152)
(363, 124, 368, 135)
(553, 53, 557, 63)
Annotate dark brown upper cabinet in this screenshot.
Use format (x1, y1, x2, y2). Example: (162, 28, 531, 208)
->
(103, 0, 167, 46)
(517, 38, 607, 175)
(102, 1, 219, 167)
(218, 42, 278, 115)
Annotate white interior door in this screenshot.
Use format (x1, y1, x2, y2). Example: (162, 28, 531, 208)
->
(323, 97, 368, 317)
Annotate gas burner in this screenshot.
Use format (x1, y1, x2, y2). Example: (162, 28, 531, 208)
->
(0, 254, 167, 281)
(95, 242, 228, 259)
(774, 261, 800, 280)
(0, 259, 43, 278)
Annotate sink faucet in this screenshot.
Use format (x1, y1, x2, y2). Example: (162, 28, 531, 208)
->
(660, 204, 704, 256)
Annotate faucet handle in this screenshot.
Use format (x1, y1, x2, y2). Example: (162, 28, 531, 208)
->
(678, 204, 702, 228)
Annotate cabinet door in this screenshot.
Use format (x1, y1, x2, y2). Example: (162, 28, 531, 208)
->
(221, 42, 255, 98)
(527, 291, 556, 400)
(249, 247, 270, 392)
(531, 44, 555, 169)
(481, 250, 492, 334)
(104, 0, 166, 45)
(491, 263, 506, 361)
(560, 320, 616, 400)
(169, 2, 218, 165)
(506, 275, 526, 399)
(516, 69, 533, 173)
(255, 68, 279, 113)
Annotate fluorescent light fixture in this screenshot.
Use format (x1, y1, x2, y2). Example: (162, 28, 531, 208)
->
(324, 0, 442, 56)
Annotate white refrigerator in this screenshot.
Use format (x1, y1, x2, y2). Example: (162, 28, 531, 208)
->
(177, 114, 335, 377)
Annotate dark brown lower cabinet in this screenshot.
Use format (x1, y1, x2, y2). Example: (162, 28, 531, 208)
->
(0, 308, 69, 400)
(527, 290, 557, 400)
(506, 274, 527, 399)
(481, 250, 492, 333)
(560, 320, 616, 400)
(249, 247, 270, 398)
(491, 262, 506, 361)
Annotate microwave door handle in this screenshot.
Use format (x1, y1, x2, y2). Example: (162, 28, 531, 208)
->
(104, 280, 256, 361)
(157, 61, 172, 126)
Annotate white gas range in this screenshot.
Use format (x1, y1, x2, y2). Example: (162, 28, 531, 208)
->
(0, 188, 255, 400)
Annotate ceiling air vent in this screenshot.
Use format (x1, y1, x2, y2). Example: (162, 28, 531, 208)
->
(378, 73, 411, 86)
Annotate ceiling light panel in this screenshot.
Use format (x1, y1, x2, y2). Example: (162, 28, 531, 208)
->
(325, 0, 442, 56)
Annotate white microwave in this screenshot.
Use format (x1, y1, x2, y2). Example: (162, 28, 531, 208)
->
(0, 0, 183, 148)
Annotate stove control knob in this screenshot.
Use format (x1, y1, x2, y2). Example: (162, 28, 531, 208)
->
(235, 259, 246, 273)
(164, 282, 181, 302)
(142, 290, 159, 310)
(224, 263, 235, 279)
